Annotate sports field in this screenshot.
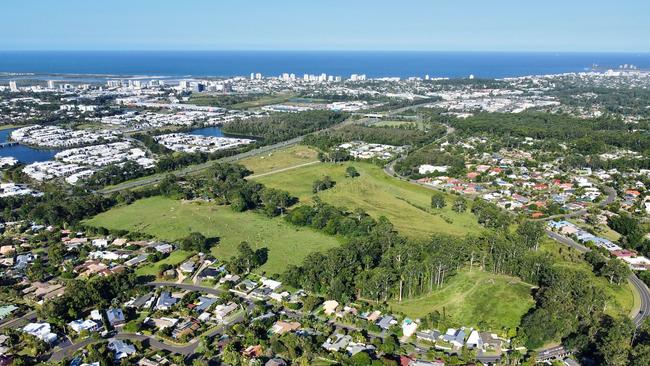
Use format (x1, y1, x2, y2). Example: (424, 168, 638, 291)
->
(84, 196, 342, 274)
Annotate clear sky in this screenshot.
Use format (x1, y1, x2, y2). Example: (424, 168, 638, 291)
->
(2, 0, 649, 52)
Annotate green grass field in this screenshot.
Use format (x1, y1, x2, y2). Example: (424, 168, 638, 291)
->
(84, 197, 342, 275)
(231, 94, 295, 109)
(135, 250, 194, 276)
(388, 270, 535, 333)
(371, 120, 417, 128)
(241, 145, 319, 176)
(251, 161, 483, 239)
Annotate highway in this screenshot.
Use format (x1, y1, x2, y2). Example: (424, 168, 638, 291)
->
(99, 135, 305, 194)
(99, 103, 437, 195)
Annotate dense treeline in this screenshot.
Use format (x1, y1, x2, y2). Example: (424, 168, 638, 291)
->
(84, 143, 258, 189)
(282, 199, 545, 308)
(132, 133, 171, 154)
(221, 110, 348, 143)
(147, 163, 298, 217)
(0, 186, 116, 225)
(553, 86, 650, 117)
(452, 112, 650, 154)
(280, 197, 638, 354)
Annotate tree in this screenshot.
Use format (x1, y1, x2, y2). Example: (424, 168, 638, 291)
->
(430, 192, 446, 209)
(313, 176, 336, 193)
(517, 221, 544, 251)
(261, 188, 295, 217)
(452, 196, 467, 213)
(180, 232, 217, 253)
(345, 166, 360, 178)
(594, 316, 634, 366)
(600, 259, 632, 285)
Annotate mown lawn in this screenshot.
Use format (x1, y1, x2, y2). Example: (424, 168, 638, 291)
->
(388, 270, 535, 334)
(241, 145, 319, 176)
(252, 161, 483, 239)
(84, 196, 342, 275)
(134, 250, 194, 276)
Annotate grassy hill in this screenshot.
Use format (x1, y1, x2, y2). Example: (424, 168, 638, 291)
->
(250, 159, 483, 239)
(388, 270, 535, 334)
(84, 196, 342, 275)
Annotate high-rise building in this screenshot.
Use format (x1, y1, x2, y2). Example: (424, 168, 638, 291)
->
(178, 80, 190, 90)
(47, 80, 56, 89)
(9, 81, 18, 92)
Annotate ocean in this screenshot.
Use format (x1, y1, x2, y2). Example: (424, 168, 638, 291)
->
(1, 51, 650, 80)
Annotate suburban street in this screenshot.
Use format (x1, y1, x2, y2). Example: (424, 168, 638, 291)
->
(47, 281, 241, 361)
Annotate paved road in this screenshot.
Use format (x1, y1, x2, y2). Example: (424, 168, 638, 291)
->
(536, 345, 570, 362)
(99, 136, 305, 194)
(545, 229, 650, 327)
(48, 282, 239, 361)
(146, 281, 223, 296)
(538, 185, 617, 222)
(0, 310, 36, 330)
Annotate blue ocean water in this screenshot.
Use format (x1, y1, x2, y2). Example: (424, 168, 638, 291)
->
(0, 128, 59, 164)
(1, 51, 649, 79)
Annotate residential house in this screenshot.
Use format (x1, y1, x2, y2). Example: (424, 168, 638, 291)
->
(322, 300, 339, 315)
(377, 315, 396, 330)
(155, 292, 178, 310)
(214, 302, 238, 321)
(68, 319, 101, 333)
(270, 320, 301, 335)
(416, 329, 441, 343)
(154, 243, 173, 254)
(108, 339, 136, 360)
(22, 323, 58, 344)
(442, 328, 466, 348)
(106, 308, 125, 327)
(322, 333, 351, 352)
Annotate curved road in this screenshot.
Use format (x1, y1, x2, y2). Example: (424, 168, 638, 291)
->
(546, 228, 650, 327)
(384, 126, 649, 328)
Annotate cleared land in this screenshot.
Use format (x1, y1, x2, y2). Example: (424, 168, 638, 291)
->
(135, 250, 194, 276)
(388, 270, 535, 333)
(250, 159, 483, 239)
(240, 145, 319, 176)
(231, 94, 295, 109)
(84, 196, 342, 274)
